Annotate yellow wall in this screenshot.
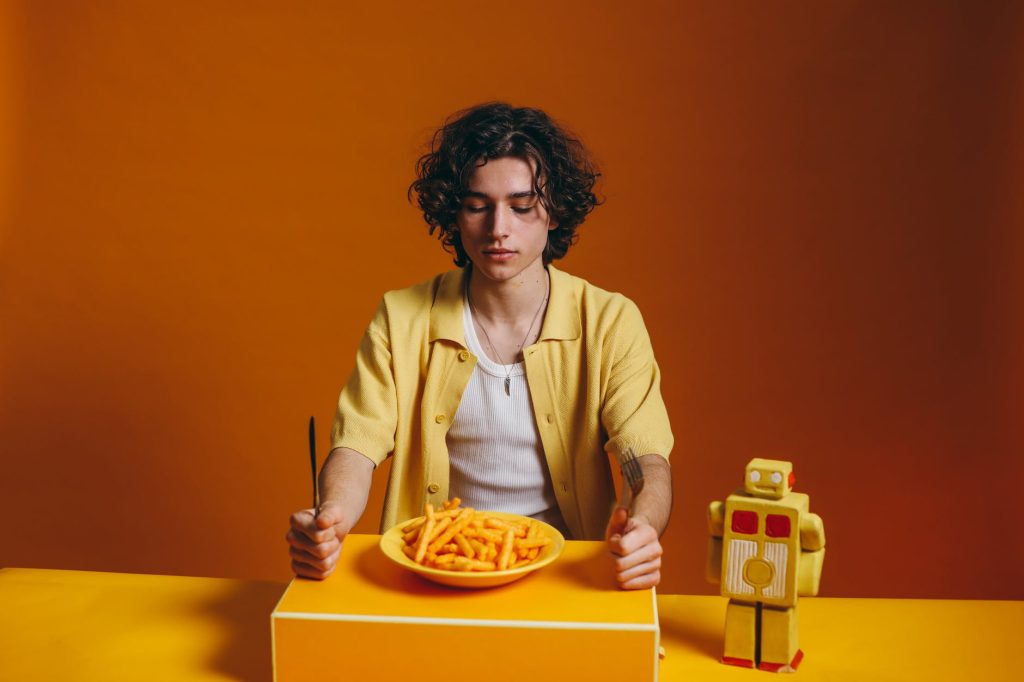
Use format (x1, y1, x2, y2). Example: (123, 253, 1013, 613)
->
(2, 1, 1022, 598)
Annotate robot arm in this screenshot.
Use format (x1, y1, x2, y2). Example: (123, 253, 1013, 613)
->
(706, 500, 725, 585)
(708, 500, 725, 537)
(800, 512, 825, 551)
(798, 512, 826, 596)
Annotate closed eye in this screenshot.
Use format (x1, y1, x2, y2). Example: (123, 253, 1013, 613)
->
(463, 205, 535, 215)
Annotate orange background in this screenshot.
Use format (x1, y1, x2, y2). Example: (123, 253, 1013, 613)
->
(1, 2, 1021, 599)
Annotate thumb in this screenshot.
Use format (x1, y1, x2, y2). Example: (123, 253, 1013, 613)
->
(605, 506, 629, 541)
(315, 502, 344, 530)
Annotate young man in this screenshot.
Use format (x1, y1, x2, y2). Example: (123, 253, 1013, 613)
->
(286, 103, 673, 589)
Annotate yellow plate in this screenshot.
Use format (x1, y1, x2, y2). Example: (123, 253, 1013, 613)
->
(379, 511, 565, 589)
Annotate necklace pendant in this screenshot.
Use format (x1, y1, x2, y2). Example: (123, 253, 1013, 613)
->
(504, 377, 511, 395)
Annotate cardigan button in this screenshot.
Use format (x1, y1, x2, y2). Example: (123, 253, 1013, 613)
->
(435, 414, 446, 424)
(546, 414, 554, 424)
(458, 350, 471, 361)
(427, 483, 440, 494)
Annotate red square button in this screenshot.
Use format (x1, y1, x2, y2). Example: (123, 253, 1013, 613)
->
(731, 510, 758, 534)
(766, 514, 791, 538)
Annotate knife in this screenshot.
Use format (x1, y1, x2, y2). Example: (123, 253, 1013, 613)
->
(309, 416, 320, 519)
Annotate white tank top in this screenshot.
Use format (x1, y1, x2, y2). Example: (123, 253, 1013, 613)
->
(445, 296, 568, 535)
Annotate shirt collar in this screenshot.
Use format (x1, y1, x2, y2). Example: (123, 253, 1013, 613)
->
(428, 264, 581, 346)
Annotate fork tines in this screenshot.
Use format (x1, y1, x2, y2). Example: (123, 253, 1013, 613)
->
(620, 449, 645, 512)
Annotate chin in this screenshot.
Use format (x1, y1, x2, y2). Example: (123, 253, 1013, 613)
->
(472, 264, 519, 282)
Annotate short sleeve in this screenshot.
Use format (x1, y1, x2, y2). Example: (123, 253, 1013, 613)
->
(600, 298, 674, 464)
(330, 301, 398, 466)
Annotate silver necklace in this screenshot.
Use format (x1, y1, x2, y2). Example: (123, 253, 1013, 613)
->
(468, 273, 549, 396)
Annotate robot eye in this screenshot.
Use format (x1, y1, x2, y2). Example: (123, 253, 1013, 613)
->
(770, 471, 783, 484)
(749, 471, 761, 483)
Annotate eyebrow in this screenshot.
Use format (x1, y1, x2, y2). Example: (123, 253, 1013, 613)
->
(463, 190, 537, 200)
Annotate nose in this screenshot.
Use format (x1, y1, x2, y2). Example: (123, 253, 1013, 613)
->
(488, 205, 511, 239)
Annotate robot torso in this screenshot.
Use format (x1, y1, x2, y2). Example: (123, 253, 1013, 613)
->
(720, 491, 808, 608)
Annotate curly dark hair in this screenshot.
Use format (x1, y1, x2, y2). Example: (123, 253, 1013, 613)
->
(408, 102, 602, 267)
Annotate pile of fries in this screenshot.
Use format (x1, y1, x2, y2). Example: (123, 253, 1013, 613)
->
(399, 498, 553, 572)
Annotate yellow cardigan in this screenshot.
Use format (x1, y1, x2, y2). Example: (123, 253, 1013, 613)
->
(331, 265, 673, 540)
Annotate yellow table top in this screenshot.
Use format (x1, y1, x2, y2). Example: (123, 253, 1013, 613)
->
(0, 566, 284, 681)
(276, 534, 656, 625)
(656, 594, 1021, 681)
(2, 539, 1021, 681)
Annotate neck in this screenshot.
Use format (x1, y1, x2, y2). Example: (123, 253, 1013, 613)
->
(467, 262, 549, 325)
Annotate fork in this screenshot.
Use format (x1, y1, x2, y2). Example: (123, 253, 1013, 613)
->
(309, 416, 320, 519)
(619, 448, 645, 515)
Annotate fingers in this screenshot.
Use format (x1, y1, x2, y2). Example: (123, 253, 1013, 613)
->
(609, 518, 657, 557)
(619, 563, 661, 590)
(287, 504, 348, 579)
(612, 534, 662, 573)
(289, 544, 341, 579)
(289, 508, 340, 544)
(606, 517, 663, 590)
(291, 557, 338, 580)
(285, 527, 341, 559)
(607, 516, 655, 557)
(614, 549, 662, 590)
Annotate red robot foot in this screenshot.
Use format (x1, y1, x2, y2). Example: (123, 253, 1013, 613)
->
(758, 649, 804, 673)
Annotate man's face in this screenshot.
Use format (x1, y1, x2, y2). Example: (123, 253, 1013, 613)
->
(456, 155, 555, 283)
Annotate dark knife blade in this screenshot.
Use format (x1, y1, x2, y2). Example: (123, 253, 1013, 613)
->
(308, 416, 320, 518)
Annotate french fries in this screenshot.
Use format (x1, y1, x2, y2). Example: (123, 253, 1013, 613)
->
(398, 500, 553, 572)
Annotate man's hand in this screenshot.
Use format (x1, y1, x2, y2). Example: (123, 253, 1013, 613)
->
(285, 446, 375, 580)
(606, 506, 663, 590)
(286, 502, 351, 580)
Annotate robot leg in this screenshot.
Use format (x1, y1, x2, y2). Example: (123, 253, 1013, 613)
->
(759, 603, 803, 673)
(722, 599, 757, 667)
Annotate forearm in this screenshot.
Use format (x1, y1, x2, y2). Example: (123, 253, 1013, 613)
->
(319, 446, 376, 526)
(632, 454, 672, 536)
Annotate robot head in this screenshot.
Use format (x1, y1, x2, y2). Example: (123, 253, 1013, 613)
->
(744, 458, 794, 499)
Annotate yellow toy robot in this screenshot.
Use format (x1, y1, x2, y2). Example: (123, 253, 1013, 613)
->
(707, 458, 825, 672)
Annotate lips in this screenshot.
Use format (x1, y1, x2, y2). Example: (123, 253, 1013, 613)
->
(482, 248, 516, 261)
